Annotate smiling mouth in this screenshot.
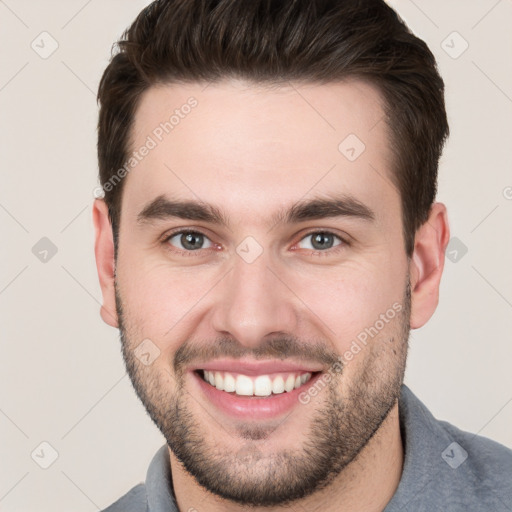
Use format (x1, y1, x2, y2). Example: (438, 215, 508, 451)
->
(196, 369, 318, 397)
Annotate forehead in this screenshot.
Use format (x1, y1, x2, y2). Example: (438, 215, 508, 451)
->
(123, 79, 398, 225)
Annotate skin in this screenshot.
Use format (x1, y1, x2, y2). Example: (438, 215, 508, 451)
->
(93, 78, 450, 511)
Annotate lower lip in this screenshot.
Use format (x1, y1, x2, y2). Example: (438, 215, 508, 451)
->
(192, 370, 322, 420)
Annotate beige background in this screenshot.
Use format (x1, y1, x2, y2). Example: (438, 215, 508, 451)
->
(1, 1, 511, 510)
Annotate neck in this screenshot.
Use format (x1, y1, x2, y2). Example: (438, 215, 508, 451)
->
(169, 402, 403, 512)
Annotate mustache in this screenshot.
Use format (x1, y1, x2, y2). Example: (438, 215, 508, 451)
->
(173, 336, 341, 375)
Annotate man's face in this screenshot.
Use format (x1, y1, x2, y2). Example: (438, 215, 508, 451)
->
(112, 79, 411, 505)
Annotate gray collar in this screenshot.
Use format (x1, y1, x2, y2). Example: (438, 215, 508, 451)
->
(145, 444, 177, 511)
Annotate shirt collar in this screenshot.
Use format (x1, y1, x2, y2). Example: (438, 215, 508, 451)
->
(383, 384, 456, 510)
(145, 443, 178, 511)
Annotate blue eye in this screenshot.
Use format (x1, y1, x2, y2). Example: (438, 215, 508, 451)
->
(163, 229, 346, 257)
(167, 231, 214, 251)
(297, 232, 343, 251)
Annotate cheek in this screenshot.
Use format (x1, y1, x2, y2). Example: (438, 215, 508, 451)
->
(287, 254, 407, 351)
(116, 255, 221, 349)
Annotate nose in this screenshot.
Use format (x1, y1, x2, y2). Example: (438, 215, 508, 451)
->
(211, 253, 298, 349)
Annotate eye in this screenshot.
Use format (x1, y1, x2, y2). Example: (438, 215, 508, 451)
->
(296, 231, 344, 251)
(166, 230, 214, 251)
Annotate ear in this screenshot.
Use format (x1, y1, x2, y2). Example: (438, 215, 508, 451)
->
(409, 202, 450, 329)
(92, 199, 119, 328)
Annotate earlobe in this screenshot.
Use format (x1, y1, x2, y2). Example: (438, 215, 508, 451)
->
(92, 199, 119, 328)
(409, 203, 450, 329)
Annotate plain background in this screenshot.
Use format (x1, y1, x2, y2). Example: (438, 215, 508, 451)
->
(0, 1, 511, 510)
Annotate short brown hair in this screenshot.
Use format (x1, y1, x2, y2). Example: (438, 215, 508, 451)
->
(97, 0, 449, 256)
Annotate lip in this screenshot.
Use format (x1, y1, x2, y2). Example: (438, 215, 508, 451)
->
(191, 368, 322, 420)
(192, 358, 324, 376)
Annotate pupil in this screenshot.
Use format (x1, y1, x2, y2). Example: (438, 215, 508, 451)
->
(182, 233, 203, 250)
(312, 233, 333, 250)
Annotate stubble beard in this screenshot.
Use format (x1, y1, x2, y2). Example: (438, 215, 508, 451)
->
(116, 283, 410, 507)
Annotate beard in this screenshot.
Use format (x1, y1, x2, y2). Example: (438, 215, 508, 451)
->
(116, 282, 410, 507)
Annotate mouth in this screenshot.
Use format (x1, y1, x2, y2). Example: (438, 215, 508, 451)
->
(196, 369, 316, 397)
(190, 361, 323, 420)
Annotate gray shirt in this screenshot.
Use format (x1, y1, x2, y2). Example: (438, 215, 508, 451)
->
(102, 385, 512, 511)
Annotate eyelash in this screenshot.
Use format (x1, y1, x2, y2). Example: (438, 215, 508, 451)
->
(161, 229, 349, 257)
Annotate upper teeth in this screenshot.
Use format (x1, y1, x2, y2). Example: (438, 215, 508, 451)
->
(202, 370, 312, 397)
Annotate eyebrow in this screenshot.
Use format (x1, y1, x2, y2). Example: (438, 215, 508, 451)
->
(136, 194, 375, 228)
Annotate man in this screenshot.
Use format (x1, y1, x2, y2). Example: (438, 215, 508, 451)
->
(94, 1, 512, 510)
